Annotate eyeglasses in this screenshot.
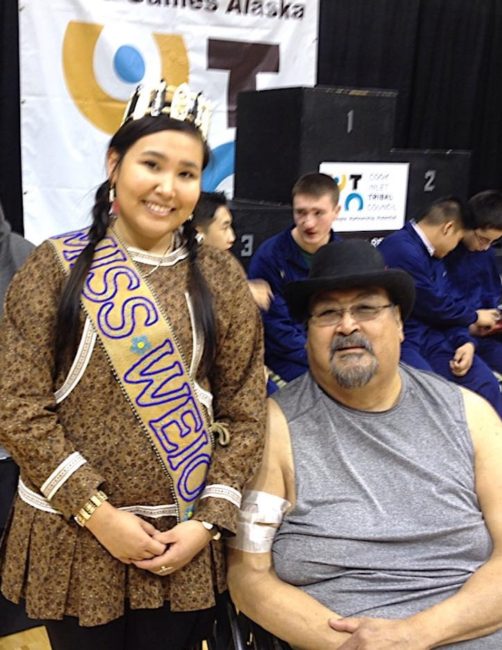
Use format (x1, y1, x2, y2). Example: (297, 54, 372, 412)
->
(310, 303, 395, 327)
(474, 230, 500, 248)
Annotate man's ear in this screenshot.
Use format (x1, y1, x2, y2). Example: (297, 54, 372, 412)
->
(442, 220, 455, 236)
(398, 319, 404, 343)
(332, 204, 342, 223)
(394, 307, 405, 342)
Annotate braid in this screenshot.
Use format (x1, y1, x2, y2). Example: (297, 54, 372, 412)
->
(55, 180, 112, 372)
(182, 220, 216, 376)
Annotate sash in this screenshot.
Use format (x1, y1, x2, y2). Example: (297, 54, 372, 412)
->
(50, 228, 212, 522)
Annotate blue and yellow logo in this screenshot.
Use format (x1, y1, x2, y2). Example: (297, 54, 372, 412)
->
(62, 21, 189, 134)
(333, 174, 364, 211)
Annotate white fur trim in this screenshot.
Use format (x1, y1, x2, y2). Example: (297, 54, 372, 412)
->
(40, 452, 87, 499)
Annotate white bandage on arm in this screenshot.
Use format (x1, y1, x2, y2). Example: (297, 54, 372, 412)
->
(227, 489, 291, 553)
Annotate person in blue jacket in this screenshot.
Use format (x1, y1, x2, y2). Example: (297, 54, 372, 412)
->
(444, 190, 502, 371)
(378, 196, 502, 417)
(248, 173, 341, 386)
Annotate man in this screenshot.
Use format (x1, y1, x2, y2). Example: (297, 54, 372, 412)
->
(248, 172, 341, 385)
(378, 197, 502, 417)
(228, 240, 502, 649)
(192, 190, 236, 251)
(444, 190, 502, 371)
(193, 191, 272, 310)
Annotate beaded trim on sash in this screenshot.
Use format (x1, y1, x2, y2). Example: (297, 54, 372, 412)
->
(54, 300, 213, 416)
(49, 228, 213, 522)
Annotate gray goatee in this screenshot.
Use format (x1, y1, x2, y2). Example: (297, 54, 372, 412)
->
(329, 333, 379, 388)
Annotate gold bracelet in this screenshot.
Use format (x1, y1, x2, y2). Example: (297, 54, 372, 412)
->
(74, 490, 108, 527)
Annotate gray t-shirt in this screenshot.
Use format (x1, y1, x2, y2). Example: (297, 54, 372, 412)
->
(272, 365, 502, 648)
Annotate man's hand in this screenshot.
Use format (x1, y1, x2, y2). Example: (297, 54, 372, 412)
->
(469, 309, 501, 336)
(449, 342, 475, 377)
(133, 520, 213, 575)
(248, 279, 273, 310)
(475, 309, 501, 329)
(329, 617, 428, 649)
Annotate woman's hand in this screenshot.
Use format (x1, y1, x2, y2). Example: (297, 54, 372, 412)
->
(85, 502, 166, 564)
(133, 520, 213, 575)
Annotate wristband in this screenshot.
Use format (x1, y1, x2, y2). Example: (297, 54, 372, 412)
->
(201, 520, 222, 541)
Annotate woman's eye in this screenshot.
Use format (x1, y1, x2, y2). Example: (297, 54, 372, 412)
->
(143, 160, 159, 170)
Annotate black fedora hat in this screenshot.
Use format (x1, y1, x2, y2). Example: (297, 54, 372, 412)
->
(284, 239, 415, 322)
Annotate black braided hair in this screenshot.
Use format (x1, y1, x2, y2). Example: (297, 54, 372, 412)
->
(55, 115, 215, 374)
(182, 219, 216, 376)
(55, 179, 112, 371)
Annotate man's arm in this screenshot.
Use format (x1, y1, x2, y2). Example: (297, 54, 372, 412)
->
(331, 388, 502, 648)
(379, 238, 477, 328)
(248, 245, 308, 379)
(227, 399, 351, 650)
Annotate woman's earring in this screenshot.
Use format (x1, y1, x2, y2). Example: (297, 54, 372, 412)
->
(195, 232, 205, 244)
(108, 185, 116, 217)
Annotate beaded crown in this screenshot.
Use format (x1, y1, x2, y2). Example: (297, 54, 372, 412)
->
(121, 80, 212, 141)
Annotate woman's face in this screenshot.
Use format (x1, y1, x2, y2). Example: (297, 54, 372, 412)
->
(108, 129, 204, 253)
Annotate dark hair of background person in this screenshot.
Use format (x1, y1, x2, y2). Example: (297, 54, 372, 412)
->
(55, 115, 216, 377)
(192, 191, 228, 231)
(468, 190, 502, 230)
(416, 196, 469, 229)
(292, 172, 340, 205)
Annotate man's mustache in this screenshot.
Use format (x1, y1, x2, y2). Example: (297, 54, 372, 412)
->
(330, 333, 374, 357)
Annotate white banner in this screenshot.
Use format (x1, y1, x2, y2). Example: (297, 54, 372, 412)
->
(320, 162, 409, 232)
(20, 0, 319, 243)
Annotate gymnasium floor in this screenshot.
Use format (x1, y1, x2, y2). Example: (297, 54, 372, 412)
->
(0, 627, 51, 650)
(0, 629, 212, 650)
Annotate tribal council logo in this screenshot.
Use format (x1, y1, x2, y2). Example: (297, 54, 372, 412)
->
(333, 173, 364, 211)
(62, 21, 189, 134)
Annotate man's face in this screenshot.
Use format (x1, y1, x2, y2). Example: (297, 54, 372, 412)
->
(306, 287, 404, 392)
(434, 222, 464, 258)
(292, 192, 340, 253)
(202, 206, 236, 251)
(463, 227, 502, 252)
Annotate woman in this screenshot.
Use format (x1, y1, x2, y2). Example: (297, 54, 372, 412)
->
(0, 82, 266, 649)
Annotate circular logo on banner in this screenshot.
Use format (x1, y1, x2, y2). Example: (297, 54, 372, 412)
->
(62, 21, 189, 134)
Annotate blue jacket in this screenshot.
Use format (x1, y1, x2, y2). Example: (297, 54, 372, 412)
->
(378, 222, 478, 354)
(248, 226, 338, 382)
(444, 243, 502, 311)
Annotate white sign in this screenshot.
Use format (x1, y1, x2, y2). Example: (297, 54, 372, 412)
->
(320, 162, 409, 232)
(20, 0, 319, 243)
